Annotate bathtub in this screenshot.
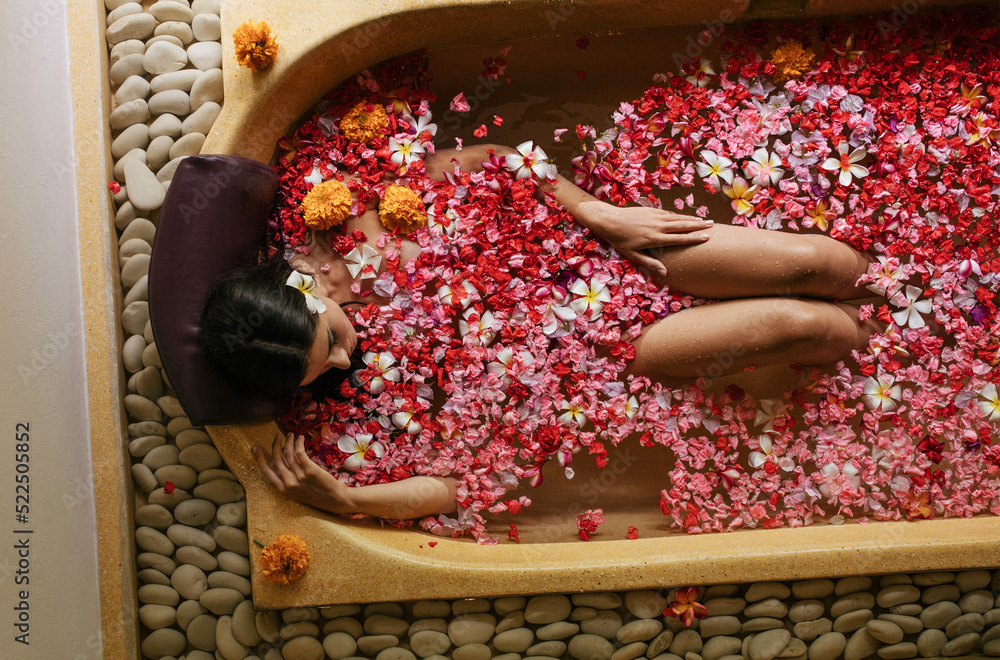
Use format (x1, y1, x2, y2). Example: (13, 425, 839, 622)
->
(182, 0, 1000, 608)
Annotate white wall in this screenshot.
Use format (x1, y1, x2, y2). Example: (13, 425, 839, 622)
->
(0, 1, 103, 657)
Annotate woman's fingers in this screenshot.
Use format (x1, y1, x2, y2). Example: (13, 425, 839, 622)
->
(253, 439, 285, 490)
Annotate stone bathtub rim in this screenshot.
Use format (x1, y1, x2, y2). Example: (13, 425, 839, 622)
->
(196, 0, 1000, 608)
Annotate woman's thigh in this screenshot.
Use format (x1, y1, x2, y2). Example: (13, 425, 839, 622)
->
(647, 224, 872, 301)
(627, 297, 865, 382)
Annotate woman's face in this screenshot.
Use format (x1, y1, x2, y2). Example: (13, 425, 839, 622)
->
(299, 294, 359, 386)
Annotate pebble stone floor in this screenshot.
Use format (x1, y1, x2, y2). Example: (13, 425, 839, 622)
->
(101, 1, 1000, 659)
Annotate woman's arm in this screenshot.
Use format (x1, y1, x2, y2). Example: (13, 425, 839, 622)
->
(253, 433, 458, 519)
(424, 144, 714, 276)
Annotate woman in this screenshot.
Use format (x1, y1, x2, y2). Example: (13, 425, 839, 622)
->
(200, 141, 882, 525)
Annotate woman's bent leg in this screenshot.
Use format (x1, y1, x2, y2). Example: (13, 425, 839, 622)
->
(648, 224, 874, 301)
(628, 297, 882, 381)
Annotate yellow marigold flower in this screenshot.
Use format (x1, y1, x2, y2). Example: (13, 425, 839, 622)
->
(379, 185, 427, 235)
(769, 40, 815, 83)
(341, 101, 389, 144)
(233, 20, 278, 72)
(258, 535, 309, 584)
(301, 180, 352, 229)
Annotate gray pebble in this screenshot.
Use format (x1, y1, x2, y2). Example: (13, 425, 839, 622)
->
(647, 631, 675, 657)
(619, 619, 663, 643)
(217, 551, 250, 577)
(139, 603, 176, 630)
(137, 568, 170, 586)
(836, 577, 873, 597)
(844, 628, 881, 660)
(529, 640, 567, 657)
(494, 597, 527, 616)
(746, 599, 789, 620)
(174, 498, 215, 526)
(808, 632, 845, 660)
(167, 523, 216, 552)
(875, 642, 917, 659)
(279, 621, 320, 639)
(135, 526, 174, 555)
(138, 583, 180, 607)
(216, 502, 247, 527)
(792, 580, 835, 600)
(612, 642, 648, 660)
(175, 545, 218, 572)
(231, 599, 262, 647)
(527, 595, 573, 624)
(958, 590, 993, 614)
(451, 644, 488, 660)
(912, 572, 954, 587)
(132, 464, 159, 494)
(746, 583, 792, 603)
(194, 478, 245, 505)
(877, 586, 920, 609)
(447, 613, 495, 645)
(877, 614, 922, 635)
(141, 442, 178, 472)
(580, 610, 622, 639)
(186, 613, 218, 651)
(147, 484, 192, 509)
(135, 504, 174, 529)
(199, 587, 243, 616)
(916, 629, 947, 657)
(941, 632, 979, 656)
(889, 604, 922, 617)
(357, 635, 399, 654)
(569, 634, 614, 660)
(945, 612, 984, 638)
(954, 570, 992, 593)
(833, 593, 876, 618)
(136, 551, 176, 576)
(149, 112, 183, 139)
(790, 600, 825, 624)
(216, 615, 249, 659)
(705, 598, 746, 617)
(496, 610, 526, 633)
(747, 628, 789, 660)
(778, 638, 806, 658)
(171, 563, 208, 600)
(324, 631, 359, 659)
(793, 619, 832, 643)
(139, 627, 186, 658)
(702, 636, 741, 660)
(213, 525, 249, 555)
(669, 630, 703, 656)
(834, 610, 874, 634)
(129, 435, 166, 459)
(920, 601, 962, 629)
(866, 620, 904, 644)
(699, 617, 740, 638)
(921, 584, 960, 605)
(494, 628, 534, 653)
(155, 465, 197, 491)
(744, 618, 785, 632)
(207, 570, 251, 596)
(538, 621, 579, 639)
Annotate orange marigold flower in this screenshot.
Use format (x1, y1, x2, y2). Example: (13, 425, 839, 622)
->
(769, 40, 815, 83)
(301, 180, 352, 229)
(259, 534, 309, 584)
(379, 185, 427, 234)
(233, 20, 278, 72)
(341, 101, 389, 144)
(663, 586, 708, 627)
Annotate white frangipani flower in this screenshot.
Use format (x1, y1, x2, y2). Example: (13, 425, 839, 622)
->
(558, 400, 588, 426)
(818, 461, 861, 499)
(821, 142, 870, 186)
(355, 352, 401, 395)
(695, 150, 734, 189)
(505, 141, 557, 180)
(458, 308, 496, 346)
(391, 398, 422, 434)
(979, 383, 1000, 422)
(343, 244, 382, 280)
(745, 147, 785, 187)
(285, 270, 326, 314)
(862, 374, 902, 411)
(569, 278, 612, 319)
(748, 433, 795, 472)
(891, 284, 933, 329)
(337, 434, 384, 471)
(389, 136, 425, 170)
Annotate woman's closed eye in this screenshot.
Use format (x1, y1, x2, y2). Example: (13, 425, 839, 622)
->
(328, 328, 339, 354)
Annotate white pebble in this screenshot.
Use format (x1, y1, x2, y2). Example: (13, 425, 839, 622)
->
(109, 38, 145, 65)
(106, 12, 156, 44)
(216, 615, 249, 660)
(115, 75, 150, 104)
(109, 49, 145, 84)
(192, 0, 221, 14)
(170, 132, 205, 159)
(192, 13, 221, 40)
(111, 123, 149, 159)
(144, 40, 188, 74)
(150, 0, 194, 23)
(188, 41, 222, 70)
(146, 34, 185, 49)
(624, 591, 667, 619)
(151, 68, 202, 93)
(154, 20, 194, 45)
(147, 135, 175, 170)
(526, 595, 572, 624)
(148, 89, 190, 116)
(124, 159, 166, 210)
(181, 101, 220, 135)
(113, 147, 146, 181)
(149, 113, 183, 139)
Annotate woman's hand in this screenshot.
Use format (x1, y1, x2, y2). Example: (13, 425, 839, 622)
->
(581, 203, 714, 276)
(253, 433, 355, 515)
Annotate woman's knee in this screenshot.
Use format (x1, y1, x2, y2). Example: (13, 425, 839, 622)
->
(763, 299, 855, 361)
(779, 239, 834, 295)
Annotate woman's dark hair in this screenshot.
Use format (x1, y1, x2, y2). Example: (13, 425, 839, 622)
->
(199, 256, 315, 399)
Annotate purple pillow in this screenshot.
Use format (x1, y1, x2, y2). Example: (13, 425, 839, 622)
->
(148, 155, 284, 425)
